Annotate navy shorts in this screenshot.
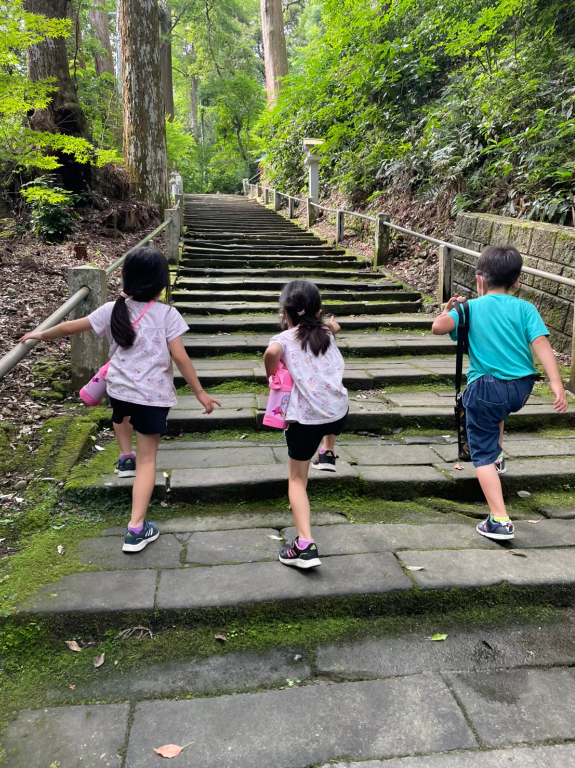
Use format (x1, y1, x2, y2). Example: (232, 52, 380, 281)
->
(109, 396, 170, 435)
(285, 412, 348, 461)
(462, 375, 535, 467)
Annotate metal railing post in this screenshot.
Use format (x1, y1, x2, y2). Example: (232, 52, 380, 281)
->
(288, 197, 295, 219)
(273, 189, 281, 211)
(68, 267, 108, 391)
(438, 245, 453, 304)
(373, 213, 390, 268)
(164, 208, 179, 266)
(307, 197, 316, 229)
(336, 210, 344, 244)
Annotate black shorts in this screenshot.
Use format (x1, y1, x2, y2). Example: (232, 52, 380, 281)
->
(109, 396, 170, 435)
(285, 412, 348, 462)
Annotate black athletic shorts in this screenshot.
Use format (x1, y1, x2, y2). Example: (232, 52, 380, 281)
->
(285, 411, 348, 462)
(109, 396, 170, 435)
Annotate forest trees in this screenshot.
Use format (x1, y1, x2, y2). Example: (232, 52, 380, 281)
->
(260, 0, 288, 103)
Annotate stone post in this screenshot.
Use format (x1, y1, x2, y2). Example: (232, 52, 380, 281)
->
(164, 208, 179, 266)
(570, 304, 575, 392)
(288, 197, 295, 219)
(303, 138, 324, 203)
(256, 183, 262, 200)
(373, 213, 390, 269)
(174, 193, 184, 232)
(68, 266, 108, 391)
(273, 189, 281, 211)
(438, 245, 453, 304)
(264, 187, 271, 206)
(242, 178, 248, 196)
(336, 210, 344, 244)
(307, 197, 316, 229)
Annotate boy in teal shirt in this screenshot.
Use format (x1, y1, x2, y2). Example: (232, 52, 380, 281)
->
(432, 245, 568, 540)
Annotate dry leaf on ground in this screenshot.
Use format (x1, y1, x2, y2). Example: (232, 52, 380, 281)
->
(64, 640, 82, 652)
(267, 535, 283, 540)
(57, 545, 65, 555)
(214, 634, 227, 642)
(69, 684, 76, 690)
(517, 490, 531, 498)
(509, 551, 527, 557)
(406, 566, 425, 571)
(526, 518, 543, 524)
(454, 463, 464, 471)
(430, 633, 448, 641)
(153, 742, 194, 758)
(93, 652, 105, 668)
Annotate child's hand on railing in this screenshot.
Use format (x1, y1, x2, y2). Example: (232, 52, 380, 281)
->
(20, 331, 45, 343)
(196, 390, 222, 414)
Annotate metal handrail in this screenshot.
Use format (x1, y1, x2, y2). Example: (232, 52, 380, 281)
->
(0, 200, 181, 381)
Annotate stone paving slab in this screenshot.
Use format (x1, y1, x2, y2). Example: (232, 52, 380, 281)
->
(125, 676, 475, 767)
(186, 528, 281, 564)
(358, 465, 447, 487)
(1, 703, 129, 768)
(172, 394, 257, 409)
(316, 623, 575, 678)
(20, 570, 157, 615)
(94, 472, 167, 494)
(400, 548, 575, 590)
(325, 745, 575, 768)
(441, 457, 575, 481)
(78, 534, 183, 569)
(449, 668, 575, 746)
(168, 408, 258, 432)
(343, 444, 439, 465)
(156, 446, 276, 469)
(156, 553, 412, 611)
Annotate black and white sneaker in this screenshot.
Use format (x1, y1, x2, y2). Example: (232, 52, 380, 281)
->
(115, 455, 136, 478)
(279, 538, 321, 569)
(495, 453, 506, 475)
(122, 521, 160, 553)
(312, 451, 337, 472)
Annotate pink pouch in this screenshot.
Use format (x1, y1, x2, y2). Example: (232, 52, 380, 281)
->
(79, 300, 155, 406)
(263, 361, 293, 429)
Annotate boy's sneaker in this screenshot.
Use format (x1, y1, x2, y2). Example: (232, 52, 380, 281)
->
(476, 515, 514, 541)
(115, 456, 136, 478)
(312, 451, 337, 472)
(122, 521, 160, 552)
(495, 453, 506, 475)
(279, 538, 321, 568)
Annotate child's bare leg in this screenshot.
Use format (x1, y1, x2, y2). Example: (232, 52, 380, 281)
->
(322, 435, 336, 452)
(288, 458, 313, 540)
(475, 464, 508, 519)
(499, 421, 504, 450)
(114, 417, 134, 455)
(129, 432, 160, 529)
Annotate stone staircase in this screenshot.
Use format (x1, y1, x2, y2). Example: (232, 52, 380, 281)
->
(7, 194, 575, 768)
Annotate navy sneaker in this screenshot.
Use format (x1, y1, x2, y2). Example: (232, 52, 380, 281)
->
(123, 521, 160, 553)
(115, 455, 136, 478)
(495, 453, 506, 475)
(476, 515, 514, 541)
(279, 537, 321, 568)
(312, 451, 338, 472)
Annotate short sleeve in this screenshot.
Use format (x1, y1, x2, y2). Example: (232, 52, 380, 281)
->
(524, 303, 549, 343)
(447, 307, 459, 342)
(165, 307, 190, 343)
(88, 302, 114, 337)
(269, 333, 285, 350)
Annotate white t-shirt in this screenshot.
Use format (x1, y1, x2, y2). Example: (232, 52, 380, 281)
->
(88, 300, 189, 407)
(269, 327, 348, 425)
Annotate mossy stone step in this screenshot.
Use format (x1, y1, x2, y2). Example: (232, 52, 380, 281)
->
(175, 277, 405, 291)
(178, 266, 375, 279)
(174, 300, 422, 317)
(172, 290, 422, 304)
(180, 258, 364, 270)
(182, 314, 433, 333)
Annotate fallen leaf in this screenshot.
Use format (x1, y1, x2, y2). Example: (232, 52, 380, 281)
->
(64, 640, 82, 652)
(93, 652, 105, 668)
(517, 490, 531, 498)
(214, 634, 227, 642)
(526, 518, 543, 524)
(15, 497, 24, 503)
(454, 463, 464, 471)
(481, 640, 494, 651)
(430, 633, 448, 642)
(240, 433, 247, 440)
(94, 445, 105, 452)
(154, 742, 194, 758)
(69, 684, 75, 690)
(0, 538, 5, 544)
(163, 472, 169, 479)
(406, 566, 425, 571)
(160, 501, 168, 508)
(267, 535, 283, 540)
(509, 551, 527, 557)
(57, 545, 65, 555)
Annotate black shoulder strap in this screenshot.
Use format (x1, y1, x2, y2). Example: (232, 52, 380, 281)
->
(454, 300, 469, 397)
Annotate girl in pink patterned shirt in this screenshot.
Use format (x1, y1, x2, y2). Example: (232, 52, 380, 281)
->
(21, 247, 220, 553)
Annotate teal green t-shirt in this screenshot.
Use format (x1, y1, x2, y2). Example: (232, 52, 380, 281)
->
(448, 294, 549, 384)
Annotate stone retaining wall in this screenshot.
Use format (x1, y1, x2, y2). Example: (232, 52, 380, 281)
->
(452, 213, 575, 353)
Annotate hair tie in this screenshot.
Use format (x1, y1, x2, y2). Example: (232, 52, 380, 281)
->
(120, 291, 130, 299)
(297, 309, 305, 316)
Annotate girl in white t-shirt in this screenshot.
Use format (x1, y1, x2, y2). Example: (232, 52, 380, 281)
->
(264, 280, 349, 568)
(21, 247, 220, 553)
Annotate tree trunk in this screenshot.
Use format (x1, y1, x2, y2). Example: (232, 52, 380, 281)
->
(119, 0, 169, 212)
(260, 0, 288, 104)
(70, 1, 86, 71)
(24, 0, 91, 191)
(90, 0, 115, 76)
(189, 75, 198, 136)
(159, 0, 174, 121)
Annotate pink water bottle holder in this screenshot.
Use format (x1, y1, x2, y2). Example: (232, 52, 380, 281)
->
(263, 361, 293, 429)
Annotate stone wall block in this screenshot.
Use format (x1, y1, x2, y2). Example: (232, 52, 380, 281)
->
(455, 213, 478, 240)
(529, 227, 557, 260)
(491, 221, 513, 245)
(554, 231, 575, 267)
(556, 283, 575, 302)
(509, 223, 534, 254)
(474, 216, 494, 243)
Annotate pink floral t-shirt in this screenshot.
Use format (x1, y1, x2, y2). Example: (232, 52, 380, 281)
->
(269, 327, 348, 425)
(88, 300, 189, 407)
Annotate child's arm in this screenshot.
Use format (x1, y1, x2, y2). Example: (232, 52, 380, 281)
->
(431, 296, 467, 335)
(327, 315, 341, 335)
(20, 318, 93, 343)
(169, 336, 221, 414)
(264, 342, 283, 378)
(531, 335, 568, 413)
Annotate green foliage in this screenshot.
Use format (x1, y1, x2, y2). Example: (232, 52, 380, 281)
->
(20, 176, 76, 242)
(258, 0, 575, 223)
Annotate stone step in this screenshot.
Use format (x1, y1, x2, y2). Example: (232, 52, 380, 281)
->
(177, 266, 376, 279)
(175, 277, 405, 292)
(171, 289, 422, 304)
(182, 247, 354, 259)
(180, 257, 363, 270)
(173, 300, 423, 316)
(185, 234, 322, 244)
(179, 332, 448, 356)
(182, 314, 434, 334)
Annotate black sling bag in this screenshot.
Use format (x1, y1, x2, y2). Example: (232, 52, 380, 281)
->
(453, 300, 471, 462)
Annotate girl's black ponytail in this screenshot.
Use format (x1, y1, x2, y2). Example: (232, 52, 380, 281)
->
(110, 246, 169, 348)
(279, 280, 331, 356)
